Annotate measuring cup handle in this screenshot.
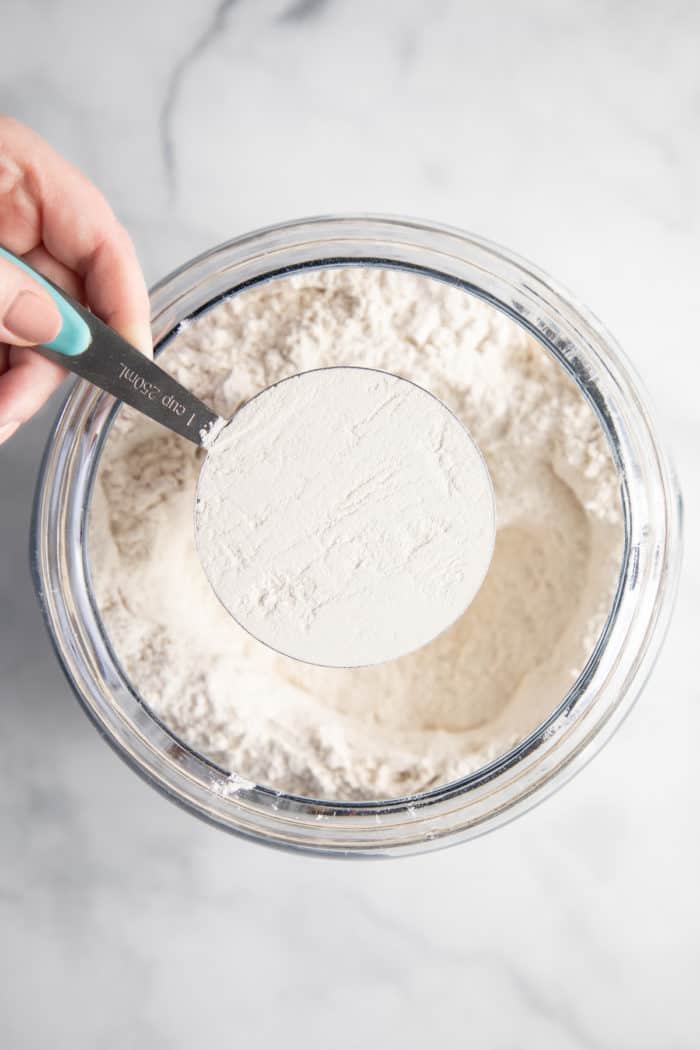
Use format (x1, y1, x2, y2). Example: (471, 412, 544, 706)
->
(0, 245, 221, 446)
(0, 244, 91, 356)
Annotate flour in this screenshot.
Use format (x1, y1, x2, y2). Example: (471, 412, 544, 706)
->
(88, 267, 622, 801)
(195, 367, 495, 667)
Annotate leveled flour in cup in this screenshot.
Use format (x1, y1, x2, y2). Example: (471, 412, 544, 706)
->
(89, 267, 623, 801)
(195, 368, 495, 668)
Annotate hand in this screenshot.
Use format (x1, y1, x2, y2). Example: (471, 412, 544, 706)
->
(0, 116, 151, 445)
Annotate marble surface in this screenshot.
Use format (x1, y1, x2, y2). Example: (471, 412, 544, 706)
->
(1, 1, 698, 1046)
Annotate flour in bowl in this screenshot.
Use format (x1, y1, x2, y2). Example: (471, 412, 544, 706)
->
(88, 267, 622, 801)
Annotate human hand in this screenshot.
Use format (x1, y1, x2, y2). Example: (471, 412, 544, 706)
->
(0, 116, 151, 445)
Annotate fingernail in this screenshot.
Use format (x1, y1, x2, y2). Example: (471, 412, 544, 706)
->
(0, 420, 20, 444)
(4, 290, 62, 344)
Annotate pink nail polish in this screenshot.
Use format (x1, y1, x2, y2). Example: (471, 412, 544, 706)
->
(3, 291, 62, 344)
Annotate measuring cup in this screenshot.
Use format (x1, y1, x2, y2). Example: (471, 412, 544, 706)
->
(4, 246, 495, 667)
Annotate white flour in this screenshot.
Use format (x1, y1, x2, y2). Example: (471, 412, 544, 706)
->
(89, 267, 622, 801)
(195, 367, 495, 667)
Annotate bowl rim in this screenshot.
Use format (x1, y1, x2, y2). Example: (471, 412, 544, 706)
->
(30, 213, 683, 856)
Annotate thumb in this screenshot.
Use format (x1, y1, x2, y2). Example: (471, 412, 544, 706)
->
(0, 253, 62, 347)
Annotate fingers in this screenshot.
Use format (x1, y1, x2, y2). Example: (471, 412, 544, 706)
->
(0, 116, 152, 356)
(81, 226, 153, 357)
(0, 245, 84, 444)
(0, 346, 65, 442)
(23, 243, 84, 302)
(0, 117, 153, 445)
(0, 253, 62, 347)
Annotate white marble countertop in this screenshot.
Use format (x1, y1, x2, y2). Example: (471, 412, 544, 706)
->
(1, 2, 698, 1046)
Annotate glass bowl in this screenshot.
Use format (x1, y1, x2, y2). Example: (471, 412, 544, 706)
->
(31, 215, 682, 857)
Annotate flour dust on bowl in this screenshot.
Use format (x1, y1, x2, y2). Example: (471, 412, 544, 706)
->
(32, 216, 681, 857)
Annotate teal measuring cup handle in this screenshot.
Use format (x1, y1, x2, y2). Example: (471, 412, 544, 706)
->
(0, 245, 91, 356)
(0, 244, 221, 445)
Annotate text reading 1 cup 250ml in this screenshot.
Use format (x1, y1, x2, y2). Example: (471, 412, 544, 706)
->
(118, 363, 196, 425)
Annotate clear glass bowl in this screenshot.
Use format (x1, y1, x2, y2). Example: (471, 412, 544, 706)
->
(31, 216, 682, 857)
